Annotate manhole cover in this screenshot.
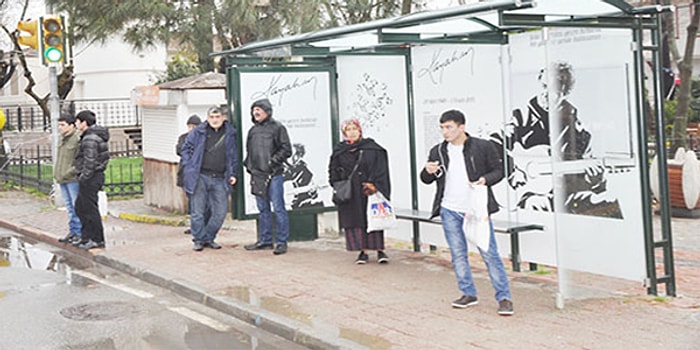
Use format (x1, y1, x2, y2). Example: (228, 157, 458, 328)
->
(60, 301, 143, 321)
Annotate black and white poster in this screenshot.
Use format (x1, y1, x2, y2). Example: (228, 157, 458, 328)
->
(507, 28, 645, 281)
(237, 70, 333, 215)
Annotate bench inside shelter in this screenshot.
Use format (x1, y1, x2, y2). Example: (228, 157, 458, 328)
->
(394, 208, 543, 272)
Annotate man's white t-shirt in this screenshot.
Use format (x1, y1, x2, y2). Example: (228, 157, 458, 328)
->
(442, 143, 471, 212)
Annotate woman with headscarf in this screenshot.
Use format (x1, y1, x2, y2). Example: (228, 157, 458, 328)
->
(328, 119, 391, 264)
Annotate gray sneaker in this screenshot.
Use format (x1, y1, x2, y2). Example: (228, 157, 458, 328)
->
(498, 299, 514, 316)
(451, 295, 478, 308)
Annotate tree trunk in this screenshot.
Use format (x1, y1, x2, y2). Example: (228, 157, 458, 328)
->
(401, 0, 411, 14)
(672, 1, 700, 152)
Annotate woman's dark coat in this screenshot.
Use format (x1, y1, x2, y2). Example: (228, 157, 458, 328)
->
(328, 138, 391, 229)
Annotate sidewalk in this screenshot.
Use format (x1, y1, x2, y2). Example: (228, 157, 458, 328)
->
(1, 189, 698, 349)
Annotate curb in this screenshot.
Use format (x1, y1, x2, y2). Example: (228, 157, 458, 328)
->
(108, 209, 186, 227)
(0, 218, 364, 350)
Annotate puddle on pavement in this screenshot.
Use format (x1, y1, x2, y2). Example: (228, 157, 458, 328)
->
(260, 296, 313, 325)
(339, 327, 391, 349)
(0, 232, 95, 287)
(217, 286, 313, 325)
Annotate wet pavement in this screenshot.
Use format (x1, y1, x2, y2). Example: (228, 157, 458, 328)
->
(0, 189, 699, 349)
(0, 228, 308, 350)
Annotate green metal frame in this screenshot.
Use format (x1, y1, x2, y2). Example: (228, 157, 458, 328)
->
(218, 0, 676, 296)
(228, 62, 339, 221)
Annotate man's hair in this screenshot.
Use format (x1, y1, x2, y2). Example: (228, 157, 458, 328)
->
(207, 106, 223, 116)
(552, 61, 575, 96)
(76, 110, 96, 126)
(439, 109, 466, 125)
(58, 114, 76, 125)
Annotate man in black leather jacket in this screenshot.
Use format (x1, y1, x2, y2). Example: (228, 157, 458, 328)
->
(73, 110, 110, 250)
(243, 98, 292, 255)
(420, 109, 514, 316)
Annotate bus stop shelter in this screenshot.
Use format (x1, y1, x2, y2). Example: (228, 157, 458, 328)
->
(213, 0, 676, 306)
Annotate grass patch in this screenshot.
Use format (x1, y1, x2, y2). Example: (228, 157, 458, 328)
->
(4, 157, 142, 185)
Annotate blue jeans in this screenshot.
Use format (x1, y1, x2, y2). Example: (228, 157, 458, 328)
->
(440, 207, 511, 301)
(255, 174, 289, 244)
(190, 174, 229, 243)
(60, 181, 81, 236)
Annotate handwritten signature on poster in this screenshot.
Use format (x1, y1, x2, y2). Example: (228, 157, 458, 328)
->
(416, 47, 475, 85)
(251, 74, 318, 106)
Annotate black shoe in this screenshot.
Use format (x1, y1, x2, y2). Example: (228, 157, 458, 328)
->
(273, 243, 287, 255)
(193, 242, 205, 251)
(497, 299, 514, 316)
(69, 235, 82, 245)
(355, 252, 369, 264)
(184, 228, 191, 235)
(58, 233, 78, 243)
(244, 242, 274, 251)
(205, 241, 222, 250)
(451, 295, 478, 309)
(377, 251, 389, 264)
(72, 239, 88, 247)
(78, 240, 105, 250)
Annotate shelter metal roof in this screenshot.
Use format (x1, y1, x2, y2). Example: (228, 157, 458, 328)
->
(212, 0, 666, 58)
(157, 72, 226, 90)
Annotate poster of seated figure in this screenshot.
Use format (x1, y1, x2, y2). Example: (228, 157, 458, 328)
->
(237, 69, 334, 215)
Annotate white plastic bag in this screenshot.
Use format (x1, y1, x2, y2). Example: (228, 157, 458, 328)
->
(366, 191, 397, 232)
(462, 185, 490, 251)
(98, 191, 109, 218)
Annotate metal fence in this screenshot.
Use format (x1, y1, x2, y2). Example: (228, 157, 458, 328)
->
(1, 98, 141, 132)
(0, 141, 143, 197)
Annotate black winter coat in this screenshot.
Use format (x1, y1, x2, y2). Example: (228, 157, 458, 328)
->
(244, 117, 292, 177)
(329, 138, 391, 229)
(75, 125, 110, 183)
(420, 133, 503, 218)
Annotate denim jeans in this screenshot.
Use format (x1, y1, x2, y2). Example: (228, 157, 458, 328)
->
(60, 181, 82, 236)
(190, 174, 229, 243)
(255, 174, 289, 244)
(440, 207, 511, 301)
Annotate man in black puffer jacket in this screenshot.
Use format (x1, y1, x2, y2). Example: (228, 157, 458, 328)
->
(73, 110, 110, 250)
(243, 98, 292, 255)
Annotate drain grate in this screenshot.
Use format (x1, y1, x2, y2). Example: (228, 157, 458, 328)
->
(60, 301, 143, 321)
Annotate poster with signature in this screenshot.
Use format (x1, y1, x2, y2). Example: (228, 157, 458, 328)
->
(237, 70, 333, 215)
(410, 44, 504, 247)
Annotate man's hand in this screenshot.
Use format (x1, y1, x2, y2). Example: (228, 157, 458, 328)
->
(472, 177, 486, 186)
(425, 161, 440, 175)
(229, 176, 237, 186)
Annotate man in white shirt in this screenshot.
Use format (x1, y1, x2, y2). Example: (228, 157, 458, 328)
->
(420, 109, 514, 316)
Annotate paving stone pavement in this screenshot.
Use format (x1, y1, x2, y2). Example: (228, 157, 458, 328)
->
(1, 189, 698, 349)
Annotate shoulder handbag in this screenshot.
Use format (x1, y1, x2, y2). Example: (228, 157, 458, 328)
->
(331, 150, 363, 205)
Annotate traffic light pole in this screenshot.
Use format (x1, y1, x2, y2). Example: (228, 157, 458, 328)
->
(48, 66, 62, 207)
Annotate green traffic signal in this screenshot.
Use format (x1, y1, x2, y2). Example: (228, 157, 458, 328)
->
(44, 46, 63, 63)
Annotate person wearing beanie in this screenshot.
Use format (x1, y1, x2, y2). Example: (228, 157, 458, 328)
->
(177, 114, 203, 235)
(181, 106, 238, 252)
(243, 98, 292, 255)
(73, 110, 110, 250)
(55, 114, 82, 244)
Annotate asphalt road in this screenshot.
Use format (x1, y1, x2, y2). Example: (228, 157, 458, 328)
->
(0, 228, 307, 350)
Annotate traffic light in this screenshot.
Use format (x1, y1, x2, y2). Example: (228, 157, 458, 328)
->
(41, 15, 66, 65)
(16, 19, 40, 50)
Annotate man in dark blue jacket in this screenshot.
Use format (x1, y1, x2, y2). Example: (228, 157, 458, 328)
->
(243, 98, 292, 255)
(420, 109, 513, 316)
(181, 107, 238, 251)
